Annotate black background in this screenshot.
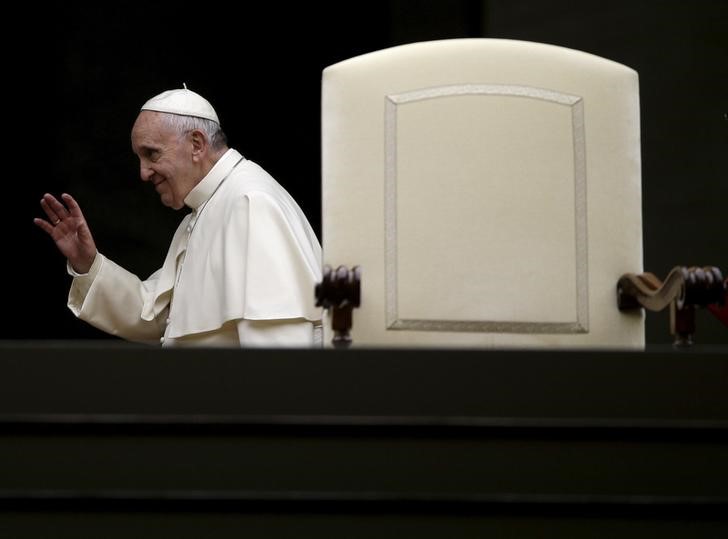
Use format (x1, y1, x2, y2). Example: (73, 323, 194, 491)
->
(8, 0, 727, 345)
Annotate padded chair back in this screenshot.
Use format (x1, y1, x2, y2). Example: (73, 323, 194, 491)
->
(321, 38, 643, 348)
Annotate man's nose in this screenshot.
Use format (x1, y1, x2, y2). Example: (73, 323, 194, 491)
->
(140, 165, 154, 182)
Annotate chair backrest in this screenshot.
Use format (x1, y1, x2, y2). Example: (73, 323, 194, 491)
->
(321, 38, 644, 348)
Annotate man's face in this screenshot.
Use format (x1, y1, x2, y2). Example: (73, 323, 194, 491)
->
(131, 111, 197, 210)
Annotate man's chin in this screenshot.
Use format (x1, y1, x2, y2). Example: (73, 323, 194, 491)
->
(159, 194, 183, 210)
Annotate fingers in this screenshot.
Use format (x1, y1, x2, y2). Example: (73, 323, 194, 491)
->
(39, 192, 83, 226)
(39, 197, 62, 225)
(40, 193, 65, 224)
(44, 193, 72, 220)
(61, 193, 84, 219)
(33, 217, 55, 236)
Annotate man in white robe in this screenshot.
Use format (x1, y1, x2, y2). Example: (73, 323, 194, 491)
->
(35, 87, 322, 347)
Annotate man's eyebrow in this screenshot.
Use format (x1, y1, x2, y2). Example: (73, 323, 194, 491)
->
(136, 143, 161, 153)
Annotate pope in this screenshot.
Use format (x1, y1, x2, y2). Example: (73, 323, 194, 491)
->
(35, 86, 323, 347)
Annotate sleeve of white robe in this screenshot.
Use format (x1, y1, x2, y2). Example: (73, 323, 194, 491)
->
(67, 253, 168, 343)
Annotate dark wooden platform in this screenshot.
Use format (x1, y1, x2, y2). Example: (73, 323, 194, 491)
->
(1, 343, 727, 538)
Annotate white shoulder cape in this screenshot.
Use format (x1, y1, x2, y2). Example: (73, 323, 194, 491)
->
(140, 157, 322, 338)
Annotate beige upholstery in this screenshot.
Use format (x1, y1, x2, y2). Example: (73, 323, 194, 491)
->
(321, 38, 644, 348)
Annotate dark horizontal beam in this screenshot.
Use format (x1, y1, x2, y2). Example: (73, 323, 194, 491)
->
(2, 344, 728, 422)
(2, 490, 728, 517)
(2, 414, 728, 442)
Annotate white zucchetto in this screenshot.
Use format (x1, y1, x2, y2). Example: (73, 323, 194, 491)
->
(140, 85, 220, 125)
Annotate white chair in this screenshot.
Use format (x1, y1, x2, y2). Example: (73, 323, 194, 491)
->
(318, 38, 684, 349)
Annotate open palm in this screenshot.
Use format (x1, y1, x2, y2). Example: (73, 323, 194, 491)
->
(35, 193, 97, 274)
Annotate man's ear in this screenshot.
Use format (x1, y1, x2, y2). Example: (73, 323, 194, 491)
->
(189, 129, 208, 161)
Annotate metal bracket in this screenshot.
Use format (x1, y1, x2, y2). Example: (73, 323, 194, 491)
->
(617, 266, 726, 346)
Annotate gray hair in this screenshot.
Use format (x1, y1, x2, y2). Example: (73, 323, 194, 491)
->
(160, 113, 228, 151)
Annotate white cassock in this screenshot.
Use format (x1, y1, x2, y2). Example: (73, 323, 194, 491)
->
(67, 149, 323, 347)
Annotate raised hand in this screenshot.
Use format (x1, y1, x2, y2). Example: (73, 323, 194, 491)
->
(34, 193, 98, 274)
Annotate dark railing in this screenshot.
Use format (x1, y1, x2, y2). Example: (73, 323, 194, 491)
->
(1, 344, 727, 537)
